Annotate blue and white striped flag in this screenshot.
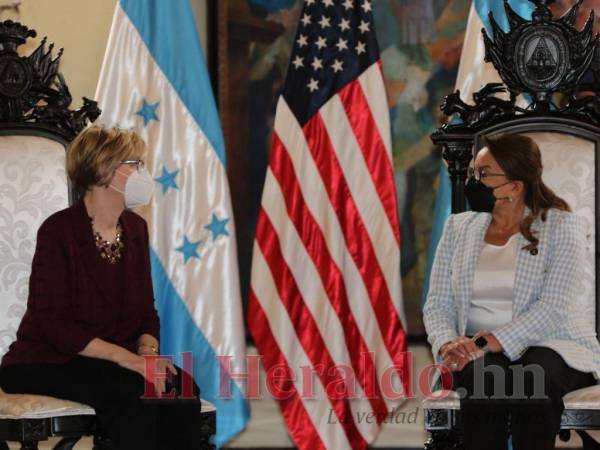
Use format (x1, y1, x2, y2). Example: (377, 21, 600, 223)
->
(95, 0, 249, 446)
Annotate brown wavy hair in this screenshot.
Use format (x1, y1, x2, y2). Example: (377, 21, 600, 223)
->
(482, 133, 570, 252)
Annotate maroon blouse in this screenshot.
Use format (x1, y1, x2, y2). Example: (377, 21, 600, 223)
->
(1, 199, 160, 367)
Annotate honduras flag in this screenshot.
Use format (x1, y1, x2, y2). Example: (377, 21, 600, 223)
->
(422, 0, 535, 306)
(95, 0, 249, 446)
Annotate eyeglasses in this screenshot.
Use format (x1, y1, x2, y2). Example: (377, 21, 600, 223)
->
(468, 166, 506, 181)
(121, 160, 145, 171)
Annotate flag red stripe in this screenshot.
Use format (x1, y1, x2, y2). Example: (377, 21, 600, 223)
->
(248, 289, 328, 450)
(302, 114, 408, 374)
(337, 78, 401, 245)
(269, 133, 388, 419)
(255, 210, 368, 449)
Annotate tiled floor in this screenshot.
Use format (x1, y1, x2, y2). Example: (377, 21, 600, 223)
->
(5, 344, 599, 448)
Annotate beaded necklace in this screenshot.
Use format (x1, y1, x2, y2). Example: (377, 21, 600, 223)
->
(90, 217, 124, 264)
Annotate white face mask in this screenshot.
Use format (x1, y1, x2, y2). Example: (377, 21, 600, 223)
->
(110, 169, 155, 208)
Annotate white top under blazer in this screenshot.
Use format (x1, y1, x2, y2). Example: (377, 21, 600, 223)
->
(465, 233, 519, 336)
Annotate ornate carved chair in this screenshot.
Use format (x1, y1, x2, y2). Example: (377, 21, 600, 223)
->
(0, 21, 102, 450)
(0, 21, 217, 450)
(423, 1, 600, 449)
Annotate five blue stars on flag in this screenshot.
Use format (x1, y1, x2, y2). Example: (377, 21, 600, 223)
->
(135, 92, 231, 264)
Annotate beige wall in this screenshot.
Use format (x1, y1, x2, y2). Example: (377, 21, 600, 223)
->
(3, 0, 208, 109)
(191, 0, 209, 49)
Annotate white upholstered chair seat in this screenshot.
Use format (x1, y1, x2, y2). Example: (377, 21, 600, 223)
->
(0, 387, 95, 420)
(0, 388, 217, 420)
(0, 387, 217, 420)
(562, 384, 600, 410)
(423, 385, 600, 412)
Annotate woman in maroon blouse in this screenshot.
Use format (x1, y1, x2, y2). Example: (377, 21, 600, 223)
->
(0, 126, 204, 450)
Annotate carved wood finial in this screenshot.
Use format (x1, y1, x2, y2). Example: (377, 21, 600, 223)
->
(0, 19, 100, 136)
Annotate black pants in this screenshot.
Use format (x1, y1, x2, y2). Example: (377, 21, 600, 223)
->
(0, 356, 205, 450)
(452, 347, 596, 450)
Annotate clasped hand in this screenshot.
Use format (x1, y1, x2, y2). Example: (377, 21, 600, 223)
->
(117, 351, 178, 397)
(440, 332, 502, 372)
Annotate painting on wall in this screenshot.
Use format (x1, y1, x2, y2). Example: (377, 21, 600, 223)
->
(377, 0, 470, 335)
(215, 0, 471, 337)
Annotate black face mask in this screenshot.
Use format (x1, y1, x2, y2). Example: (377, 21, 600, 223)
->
(465, 177, 512, 212)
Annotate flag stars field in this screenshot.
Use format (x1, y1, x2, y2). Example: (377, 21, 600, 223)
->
(154, 166, 179, 193)
(135, 98, 160, 126)
(286, 1, 378, 98)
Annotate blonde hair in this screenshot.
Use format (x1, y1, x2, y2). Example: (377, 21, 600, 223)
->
(66, 125, 146, 193)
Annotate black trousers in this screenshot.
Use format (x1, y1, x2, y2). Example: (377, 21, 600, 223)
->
(452, 346, 596, 450)
(0, 356, 205, 450)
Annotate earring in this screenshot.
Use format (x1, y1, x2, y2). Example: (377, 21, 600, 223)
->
(507, 196, 514, 203)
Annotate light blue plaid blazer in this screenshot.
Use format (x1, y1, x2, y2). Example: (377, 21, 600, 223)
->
(423, 208, 600, 379)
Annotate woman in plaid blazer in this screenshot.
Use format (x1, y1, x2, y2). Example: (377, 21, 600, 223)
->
(423, 133, 600, 450)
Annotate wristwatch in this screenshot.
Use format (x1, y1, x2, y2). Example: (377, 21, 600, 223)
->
(474, 335, 490, 354)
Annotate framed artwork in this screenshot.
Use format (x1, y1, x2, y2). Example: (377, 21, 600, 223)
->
(212, 0, 471, 337)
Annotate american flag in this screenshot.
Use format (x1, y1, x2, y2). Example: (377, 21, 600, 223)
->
(248, 0, 409, 448)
